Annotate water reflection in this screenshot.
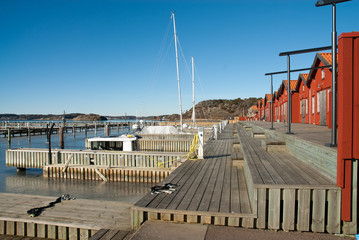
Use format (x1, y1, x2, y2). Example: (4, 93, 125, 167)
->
(0, 126, 151, 202)
(6, 173, 151, 202)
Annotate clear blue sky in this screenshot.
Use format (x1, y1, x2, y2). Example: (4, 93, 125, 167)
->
(0, 0, 358, 116)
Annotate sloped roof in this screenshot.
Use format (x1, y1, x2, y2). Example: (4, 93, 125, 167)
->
(320, 52, 332, 65)
(307, 52, 335, 85)
(295, 73, 309, 91)
(285, 80, 298, 91)
(278, 80, 297, 97)
(265, 93, 272, 104)
(250, 105, 258, 111)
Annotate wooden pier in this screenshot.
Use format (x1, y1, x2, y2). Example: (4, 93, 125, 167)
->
(0, 193, 133, 240)
(132, 123, 350, 234)
(43, 165, 172, 183)
(0, 122, 132, 138)
(132, 125, 255, 229)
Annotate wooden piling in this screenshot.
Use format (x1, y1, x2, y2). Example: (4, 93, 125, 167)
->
(27, 128, 31, 143)
(59, 127, 64, 149)
(105, 124, 110, 136)
(8, 129, 11, 149)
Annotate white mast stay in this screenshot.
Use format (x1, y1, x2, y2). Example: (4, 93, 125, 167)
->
(171, 12, 183, 131)
(192, 56, 195, 127)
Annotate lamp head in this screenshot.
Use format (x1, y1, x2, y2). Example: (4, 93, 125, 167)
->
(315, 0, 351, 7)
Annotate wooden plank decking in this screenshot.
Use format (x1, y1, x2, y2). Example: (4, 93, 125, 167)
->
(235, 123, 341, 233)
(0, 193, 133, 239)
(133, 123, 343, 234)
(133, 125, 254, 228)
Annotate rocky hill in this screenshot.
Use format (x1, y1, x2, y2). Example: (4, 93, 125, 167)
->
(157, 97, 261, 121)
(0, 113, 107, 121)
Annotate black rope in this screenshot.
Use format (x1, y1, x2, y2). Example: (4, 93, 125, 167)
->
(27, 194, 75, 217)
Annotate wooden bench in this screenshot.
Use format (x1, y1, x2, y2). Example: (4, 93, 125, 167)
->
(261, 138, 286, 152)
(235, 123, 341, 234)
(250, 131, 266, 139)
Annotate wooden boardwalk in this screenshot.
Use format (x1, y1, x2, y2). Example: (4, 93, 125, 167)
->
(0, 193, 132, 239)
(235, 123, 341, 233)
(133, 125, 255, 228)
(133, 123, 343, 234)
(245, 121, 334, 147)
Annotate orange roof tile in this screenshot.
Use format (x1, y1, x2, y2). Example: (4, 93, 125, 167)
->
(265, 93, 272, 101)
(283, 80, 297, 91)
(320, 52, 332, 65)
(301, 73, 308, 80)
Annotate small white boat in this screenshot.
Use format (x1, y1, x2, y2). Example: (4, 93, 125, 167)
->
(85, 135, 137, 151)
(132, 124, 140, 131)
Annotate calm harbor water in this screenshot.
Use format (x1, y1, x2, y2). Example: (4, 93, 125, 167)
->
(0, 125, 151, 202)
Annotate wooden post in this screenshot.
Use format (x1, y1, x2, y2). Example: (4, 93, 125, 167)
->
(48, 123, 55, 165)
(85, 124, 88, 138)
(28, 128, 31, 143)
(72, 125, 76, 138)
(59, 127, 64, 149)
(117, 123, 120, 135)
(105, 124, 110, 136)
(94, 122, 97, 136)
(7, 129, 11, 149)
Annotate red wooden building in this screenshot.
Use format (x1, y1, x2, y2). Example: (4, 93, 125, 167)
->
(295, 73, 310, 124)
(306, 52, 333, 128)
(273, 91, 280, 122)
(277, 80, 299, 123)
(264, 93, 274, 122)
(257, 99, 263, 121)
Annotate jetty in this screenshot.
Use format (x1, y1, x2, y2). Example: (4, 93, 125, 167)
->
(0, 193, 132, 239)
(132, 123, 357, 235)
(0, 121, 139, 138)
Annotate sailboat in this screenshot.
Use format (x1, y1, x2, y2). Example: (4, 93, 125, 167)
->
(171, 12, 183, 131)
(191, 56, 196, 128)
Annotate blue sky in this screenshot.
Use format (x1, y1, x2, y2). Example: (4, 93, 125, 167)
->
(0, 0, 358, 116)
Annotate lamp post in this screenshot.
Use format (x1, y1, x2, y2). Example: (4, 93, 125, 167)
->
(287, 55, 292, 134)
(270, 75, 275, 130)
(315, 0, 351, 147)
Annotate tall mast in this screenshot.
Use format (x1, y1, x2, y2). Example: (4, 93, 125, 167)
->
(192, 56, 195, 127)
(171, 12, 183, 131)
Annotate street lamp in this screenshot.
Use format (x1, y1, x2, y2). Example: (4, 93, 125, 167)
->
(315, 0, 351, 147)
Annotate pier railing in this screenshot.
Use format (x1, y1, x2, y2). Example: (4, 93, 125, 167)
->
(136, 139, 192, 152)
(6, 148, 185, 169)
